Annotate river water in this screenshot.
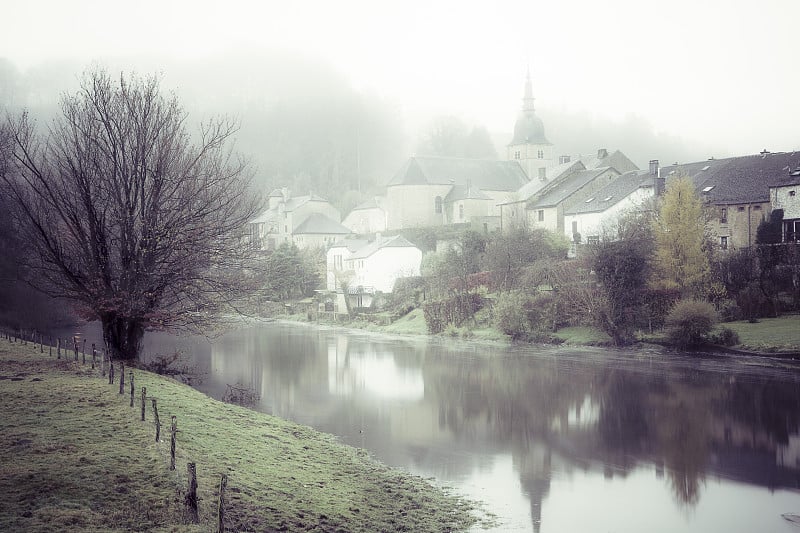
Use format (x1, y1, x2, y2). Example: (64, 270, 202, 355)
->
(62, 320, 800, 532)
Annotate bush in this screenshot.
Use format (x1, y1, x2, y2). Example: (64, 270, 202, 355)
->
(709, 327, 740, 347)
(665, 299, 718, 349)
(494, 290, 531, 339)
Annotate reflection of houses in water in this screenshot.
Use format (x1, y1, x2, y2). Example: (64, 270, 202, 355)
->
(778, 434, 800, 470)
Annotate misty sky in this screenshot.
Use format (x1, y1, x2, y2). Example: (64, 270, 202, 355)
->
(2, 0, 799, 162)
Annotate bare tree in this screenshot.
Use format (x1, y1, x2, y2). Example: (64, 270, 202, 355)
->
(1, 69, 262, 360)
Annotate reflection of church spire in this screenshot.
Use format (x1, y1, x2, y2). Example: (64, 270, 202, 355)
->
(519, 448, 552, 533)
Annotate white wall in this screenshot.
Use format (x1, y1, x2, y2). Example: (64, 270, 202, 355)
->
(351, 247, 422, 293)
(563, 186, 654, 241)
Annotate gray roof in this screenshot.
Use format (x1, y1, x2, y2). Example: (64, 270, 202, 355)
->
(579, 149, 639, 174)
(509, 108, 551, 146)
(661, 151, 800, 204)
(565, 170, 654, 215)
(387, 156, 530, 191)
(349, 235, 419, 260)
(350, 197, 384, 211)
(529, 167, 617, 209)
(445, 184, 492, 202)
(293, 213, 352, 235)
(329, 238, 370, 253)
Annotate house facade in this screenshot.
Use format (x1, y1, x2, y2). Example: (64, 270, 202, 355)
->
(769, 165, 800, 242)
(661, 151, 800, 250)
(326, 235, 423, 309)
(563, 164, 660, 244)
(342, 197, 388, 235)
(249, 189, 344, 250)
(384, 156, 530, 230)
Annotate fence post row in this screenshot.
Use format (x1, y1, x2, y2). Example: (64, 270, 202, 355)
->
(141, 387, 147, 421)
(129, 372, 135, 407)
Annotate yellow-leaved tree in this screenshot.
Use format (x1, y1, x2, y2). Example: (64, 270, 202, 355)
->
(653, 177, 711, 298)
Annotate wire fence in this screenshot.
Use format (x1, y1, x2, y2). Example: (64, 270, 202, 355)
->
(1, 327, 232, 532)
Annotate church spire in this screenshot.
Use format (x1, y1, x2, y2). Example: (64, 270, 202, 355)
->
(523, 67, 535, 112)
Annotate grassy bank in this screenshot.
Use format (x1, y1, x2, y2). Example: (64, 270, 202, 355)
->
(0, 340, 476, 532)
(716, 315, 800, 353)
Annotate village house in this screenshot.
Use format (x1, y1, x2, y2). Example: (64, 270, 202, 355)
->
(249, 189, 349, 250)
(661, 151, 800, 250)
(384, 156, 529, 231)
(341, 197, 388, 235)
(326, 235, 422, 310)
(563, 161, 662, 245)
(768, 164, 800, 243)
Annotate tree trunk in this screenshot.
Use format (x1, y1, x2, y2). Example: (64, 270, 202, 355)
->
(101, 314, 145, 360)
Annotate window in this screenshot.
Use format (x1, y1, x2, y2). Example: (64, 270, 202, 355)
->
(753, 205, 761, 211)
(737, 206, 745, 212)
(514, 150, 521, 159)
(790, 190, 796, 197)
(572, 221, 578, 234)
(587, 236, 600, 245)
(284, 225, 288, 233)
(459, 203, 464, 220)
(434, 196, 443, 214)
(537, 150, 544, 159)
(537, 210, 544, 222)
(720, 208, 727, 224)
(538, 167, 547, 180)
(334, 254, 342, 269)
(702, 186, 714, 193)
(720, 236, 728, 249)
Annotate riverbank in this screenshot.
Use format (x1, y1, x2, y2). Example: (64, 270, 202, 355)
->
(281, 309, 800, 354)
(0, 340, 477, 532)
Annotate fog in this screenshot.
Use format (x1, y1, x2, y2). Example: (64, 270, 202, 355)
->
(2, 0, 799, 209)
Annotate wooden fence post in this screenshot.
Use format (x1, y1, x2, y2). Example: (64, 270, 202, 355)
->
(48, 337, 52, 357)
(82, 339, 86, 364)
(186, 462, 198, 523)
(170, 416, 177, 470)
(119, 362, 125, 394)
(130, 372, 135, 407)
(57, 338, 61, 359)
(217, 474, 228, 533)
(92, 344, 96, 370)
(152, 398, 160, 442)
(73, 337, 78, 361)
(109, 360, 114, 385)
(39, 334, 43, 353)
(141, 387, 147, 421)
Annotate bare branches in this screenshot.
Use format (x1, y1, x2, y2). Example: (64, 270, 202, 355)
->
(1, 67, 263, 358)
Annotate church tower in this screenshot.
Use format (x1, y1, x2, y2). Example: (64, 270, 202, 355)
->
(507, 70, 553, 181)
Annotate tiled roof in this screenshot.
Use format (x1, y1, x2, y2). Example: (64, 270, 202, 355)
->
(565, 170, 655, 215)
(349, 235, 419, 260)
(661, 152, 800, 204)
(387, 156, 530, 191)
(293, 213, 352, 235)
(529, 167, 616, 209)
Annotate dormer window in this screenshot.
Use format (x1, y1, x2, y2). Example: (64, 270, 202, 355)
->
(702, 186, 714, 193)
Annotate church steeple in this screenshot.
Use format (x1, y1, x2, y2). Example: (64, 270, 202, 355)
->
(523, 68, 535, 112)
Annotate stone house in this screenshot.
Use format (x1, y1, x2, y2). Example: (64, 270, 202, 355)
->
(661, 151, 800, 250)
(769, 164, 800, 242)
(249, 189, 345, 250)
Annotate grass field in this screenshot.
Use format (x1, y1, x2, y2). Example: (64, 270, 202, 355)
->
(717, 315, 800, 352)
(0, 340, 476, 532)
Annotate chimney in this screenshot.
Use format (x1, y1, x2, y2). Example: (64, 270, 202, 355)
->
(597, 148, 608, 159)
(649, 159, 659, 176)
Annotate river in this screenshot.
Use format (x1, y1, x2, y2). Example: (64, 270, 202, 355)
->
(60, 320, 800, 532)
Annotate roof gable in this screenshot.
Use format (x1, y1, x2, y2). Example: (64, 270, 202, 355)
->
(293, 213, 352, 235)
(530, 167, 616, 208)
(565, 170, 654, 215)
(349, 235, 420, 260)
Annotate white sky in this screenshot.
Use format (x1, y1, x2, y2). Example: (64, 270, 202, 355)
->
(2, 0, 799, 156)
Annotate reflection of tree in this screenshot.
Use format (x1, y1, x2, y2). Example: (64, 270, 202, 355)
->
(658, 394, 710, 507)
(597, 371, 655, 466)
(722, 377, 800, 445)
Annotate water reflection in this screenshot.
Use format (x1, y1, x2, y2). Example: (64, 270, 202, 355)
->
(55, 321, 800, 532)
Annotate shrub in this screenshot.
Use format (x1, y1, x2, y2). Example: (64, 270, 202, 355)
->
(709, 327, 740, 347)
(665, 299, 718, 349)
(494, 290, 531, 339)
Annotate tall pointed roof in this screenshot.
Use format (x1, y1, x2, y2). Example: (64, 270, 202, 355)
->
(509, 71, 550, 146)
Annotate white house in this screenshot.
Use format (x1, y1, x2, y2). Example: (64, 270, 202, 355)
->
(342, 197, 388, 235)
(563, 169, 659, 244)
(249, 189, 342, 250)
(326, 235, 422, 305)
